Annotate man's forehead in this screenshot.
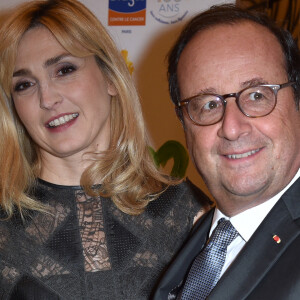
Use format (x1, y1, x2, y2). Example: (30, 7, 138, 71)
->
(179, 21, 284, 64)
(177, 21, 287, 96)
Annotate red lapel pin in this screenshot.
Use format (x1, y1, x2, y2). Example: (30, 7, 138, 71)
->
(273, 235, 281, 244)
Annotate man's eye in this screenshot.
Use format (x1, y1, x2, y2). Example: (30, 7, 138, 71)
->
(249, 92, 264, 101)
(14, 81, 34, 92)
(203, 100, 219, 111)
(57, 65, 76, 76)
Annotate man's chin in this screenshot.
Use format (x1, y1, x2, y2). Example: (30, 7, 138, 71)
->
(211, 178, 271, 203)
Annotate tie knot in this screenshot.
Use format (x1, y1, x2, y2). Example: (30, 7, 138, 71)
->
(208, 218, 238, 250)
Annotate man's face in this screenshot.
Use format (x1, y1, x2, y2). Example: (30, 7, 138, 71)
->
(177, 22, 300, 216)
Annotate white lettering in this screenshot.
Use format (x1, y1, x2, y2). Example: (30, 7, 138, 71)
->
(110, 17, 124, 21)
(128, 0, 135, 7)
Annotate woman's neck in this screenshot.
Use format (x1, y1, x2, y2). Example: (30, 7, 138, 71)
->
(38, 152, 91, 186)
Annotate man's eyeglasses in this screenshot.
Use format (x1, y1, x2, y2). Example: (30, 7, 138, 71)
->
(177, 82, 295, 126)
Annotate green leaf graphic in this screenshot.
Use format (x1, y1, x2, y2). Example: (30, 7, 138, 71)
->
(149, 140, 189, 178)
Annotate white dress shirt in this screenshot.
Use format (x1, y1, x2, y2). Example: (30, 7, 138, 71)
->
(209, 168, 300, 277)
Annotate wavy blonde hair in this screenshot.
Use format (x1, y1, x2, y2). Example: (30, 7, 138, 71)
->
(0, 0, 173, 217)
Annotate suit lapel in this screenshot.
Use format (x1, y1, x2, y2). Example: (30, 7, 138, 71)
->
(209, 178, 300, 300)
(153, 209, 214, 299)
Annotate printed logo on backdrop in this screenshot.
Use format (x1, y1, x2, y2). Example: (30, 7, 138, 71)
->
(150, 0, 188, 24)
(108, 0, 146, 26)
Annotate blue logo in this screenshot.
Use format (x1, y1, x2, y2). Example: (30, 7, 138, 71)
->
(108, 0, 147, 26)
(109, 0, 146, 13)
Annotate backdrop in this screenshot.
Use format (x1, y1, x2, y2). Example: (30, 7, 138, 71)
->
(0, 0, 235, 197)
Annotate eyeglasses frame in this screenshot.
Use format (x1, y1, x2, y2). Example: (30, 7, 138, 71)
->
(177, 82, 295, 126)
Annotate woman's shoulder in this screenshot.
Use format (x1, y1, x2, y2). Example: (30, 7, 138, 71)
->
(146, 179, 212, 219)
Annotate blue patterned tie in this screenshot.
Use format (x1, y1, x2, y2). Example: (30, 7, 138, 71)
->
(180, 218, 238, 300)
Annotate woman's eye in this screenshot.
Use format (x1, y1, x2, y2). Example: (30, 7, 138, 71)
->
(57, 65, 76, 76)
(14, 81, 34, 92)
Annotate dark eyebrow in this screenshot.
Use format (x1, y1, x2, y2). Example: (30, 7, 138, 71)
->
(13, 69, 32, 77)
(13, 53, 72, 77)
(190, 78, 269, 97)
(240, 78, 268, 88)
(200, 87, 217, 94)
(43, 53, 71, 68)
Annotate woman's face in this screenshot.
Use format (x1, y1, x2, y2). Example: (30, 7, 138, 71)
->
(11, 26, 116, 161)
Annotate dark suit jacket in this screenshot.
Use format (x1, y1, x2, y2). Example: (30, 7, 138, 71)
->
(153, 177, 300, 300)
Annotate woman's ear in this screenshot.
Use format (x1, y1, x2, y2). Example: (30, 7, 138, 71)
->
(107, 81, 117, 96)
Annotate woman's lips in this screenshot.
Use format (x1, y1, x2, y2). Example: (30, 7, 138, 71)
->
(46, 113, 79, 128)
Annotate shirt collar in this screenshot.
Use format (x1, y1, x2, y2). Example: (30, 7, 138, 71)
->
(211, 169, 300, 241)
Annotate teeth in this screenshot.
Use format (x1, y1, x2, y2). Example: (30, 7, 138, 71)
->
(48, 113, 78, 128)
(227, 149, 260, 159)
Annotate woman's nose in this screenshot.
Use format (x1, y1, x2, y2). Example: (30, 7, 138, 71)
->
(39, 82, 62, 110)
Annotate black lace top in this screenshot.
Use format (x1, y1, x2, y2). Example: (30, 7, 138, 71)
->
(0, 179, 210, 299)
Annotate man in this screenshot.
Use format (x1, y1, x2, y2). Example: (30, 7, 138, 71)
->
(153, 4, 300, 300)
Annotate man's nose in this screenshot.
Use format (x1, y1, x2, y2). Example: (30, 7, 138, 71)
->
(217, 98, 252, 141)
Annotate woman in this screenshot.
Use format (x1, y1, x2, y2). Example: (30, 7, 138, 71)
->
(0, 0, 210, 299)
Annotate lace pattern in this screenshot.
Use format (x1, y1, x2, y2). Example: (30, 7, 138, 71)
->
(76, 190, 111, 272)
(0, 180, 210, 299)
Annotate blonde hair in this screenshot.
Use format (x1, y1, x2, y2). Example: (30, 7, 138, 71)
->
(0, 0, 173, 217)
